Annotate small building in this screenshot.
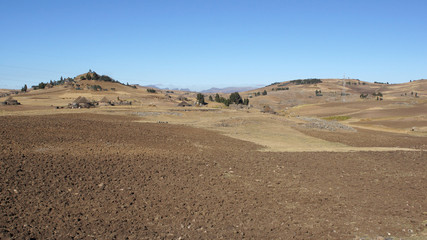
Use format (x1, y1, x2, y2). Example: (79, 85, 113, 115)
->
(99, 96, 112, 106)
(68, 96, 94, 108)
(177, 101, 192, 107)
(1, 97, 21, 105)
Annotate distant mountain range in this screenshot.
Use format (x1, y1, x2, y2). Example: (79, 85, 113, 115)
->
(200, 87, 258, 94)
(143, 85, 191, 92)
(142, 85, 257, 93)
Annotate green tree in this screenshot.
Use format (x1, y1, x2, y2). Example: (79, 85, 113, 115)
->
(223, 99, 231, 106)
(209, 95, 213, 101)
(21, 84, 27, 92)
(243, 98, 249, 105)
(229, 92, 243, 104)
(38, 82, 46, 89)
(262, 90, 267, 95)
(196, 93, 206, 105)
(215, 93, 221, 102)
(92, 72, 100, 80)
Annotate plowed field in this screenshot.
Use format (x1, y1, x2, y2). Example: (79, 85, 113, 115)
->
(1, 114, 426, 239)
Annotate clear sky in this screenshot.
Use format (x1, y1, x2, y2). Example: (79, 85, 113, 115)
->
(1, 0, 426, 91)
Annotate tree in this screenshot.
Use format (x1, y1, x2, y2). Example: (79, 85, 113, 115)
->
(38, 82, 46, 89)
(86, 73, 92, 80)
(262, 90, 267, 95)
(21, 84, 27, 92)
(92, 72, 100, 80)
(196, 93, 206, 105)
(243, 98, 249, 105)
(229, 92, 243, 104)
(223, 99, 231, 106)
(209, 95, 213, 101)
(215, 93, 221, 102)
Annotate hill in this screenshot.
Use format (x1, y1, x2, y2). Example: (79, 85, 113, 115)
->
(240, 78, 427, 110)
(0, 71, 203, 109)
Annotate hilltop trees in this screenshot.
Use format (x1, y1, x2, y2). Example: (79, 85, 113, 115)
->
(21, 84, 27, 92)
(290, 78, 322, 85)
(213, 92, 249, 107)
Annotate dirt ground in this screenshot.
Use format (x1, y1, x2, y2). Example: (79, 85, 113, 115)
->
(1, 114, 426, 239)
(295, 127, 427, 150)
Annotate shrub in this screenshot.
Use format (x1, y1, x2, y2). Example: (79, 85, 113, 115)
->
(147, 89, 157, 93)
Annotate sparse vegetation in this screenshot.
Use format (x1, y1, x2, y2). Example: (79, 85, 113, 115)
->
(267, 81, 281, 87)
(360, 93, 368, 99)
(214, 92, 249, 106)
(272, 87, 289, 91)
(88, 85, 102, 91)
(290, 78, 322, 85)
(147, 89, 157, 93)
(322, 116, 351, 121)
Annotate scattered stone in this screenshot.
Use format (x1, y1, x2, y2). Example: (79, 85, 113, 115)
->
(298, 117, 356, 132)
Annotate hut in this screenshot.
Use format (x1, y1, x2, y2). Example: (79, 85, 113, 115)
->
(177, 101, 192, 107)
(99, 96, 112, 106)
(69, 96, 94, 108)
(261, 105, 276, 114)
(1, 97, 21, 105)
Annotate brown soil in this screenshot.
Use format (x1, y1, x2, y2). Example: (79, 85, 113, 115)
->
(295, 127, 427, 149)
(1, 114, 426, 239)
(354, 119, 427, 129)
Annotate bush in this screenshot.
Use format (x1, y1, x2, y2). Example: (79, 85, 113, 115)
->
(147, 89, 157, 93)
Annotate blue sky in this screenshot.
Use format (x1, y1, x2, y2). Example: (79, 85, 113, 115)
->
(1, 0, 426, 91)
